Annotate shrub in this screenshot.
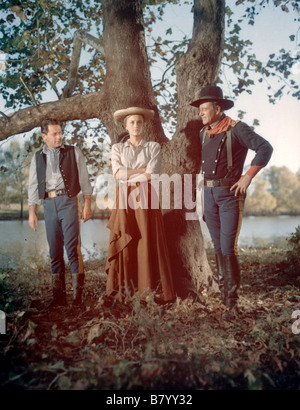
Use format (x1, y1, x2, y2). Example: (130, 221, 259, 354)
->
(286, 225, 300, 273)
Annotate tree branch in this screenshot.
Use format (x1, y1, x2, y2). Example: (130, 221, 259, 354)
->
(44, 76, 61, 99)
(153, 62, 175, 89)
(0, 90, 106, 141)
(63, 30, 105, 99)
(0, 30, 106, 141)
(20, 76, 38, 106)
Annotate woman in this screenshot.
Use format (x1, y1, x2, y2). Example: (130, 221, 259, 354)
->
(105, 106, 175, 303)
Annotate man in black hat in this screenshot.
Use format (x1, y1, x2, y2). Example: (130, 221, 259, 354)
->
(190, 85, 273, 320)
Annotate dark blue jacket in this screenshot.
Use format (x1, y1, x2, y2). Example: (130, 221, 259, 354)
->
(200, 121, 273, 180)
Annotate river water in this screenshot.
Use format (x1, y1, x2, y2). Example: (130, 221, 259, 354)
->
(0, 216, 300, 269)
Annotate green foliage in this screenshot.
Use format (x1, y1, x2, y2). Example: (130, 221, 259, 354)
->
(286, 225, 300, 272)
(244, 179, 277, 216)
(1, 0, 299, 130)
(0, 0, 299, 181)
(223, 1, 299, 102)
(234, 0, 299, 19)
(0, 269, 27, 314)
(0, 0, 105, 109)
(0, 271, 12, 312)
(265, 166, 300, 214)
(63, 120, 111, 181)
(0, 141, 31, 214)
(244, 166, 300, 216)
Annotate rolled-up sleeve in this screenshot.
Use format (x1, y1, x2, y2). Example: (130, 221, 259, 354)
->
(74, 147, 93, 195)
(145, 142, 161, 174)
(28, 154, 41, 206)
(111, 144, 124, 177)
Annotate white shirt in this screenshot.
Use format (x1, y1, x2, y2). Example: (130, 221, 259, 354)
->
(28, 145, 93, 206)
(111, 139, 161, 180)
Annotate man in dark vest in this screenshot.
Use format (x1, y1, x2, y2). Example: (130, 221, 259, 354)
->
(28, 119, 93, 308)
(190, 86, 273, 321)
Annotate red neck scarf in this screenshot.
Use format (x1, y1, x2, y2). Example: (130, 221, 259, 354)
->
(206, 116, 237, 137)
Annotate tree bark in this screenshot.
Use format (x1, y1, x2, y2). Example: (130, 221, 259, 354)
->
(100, 0, 167, 145)
(63, 30, 105, 99)
(160, 0, 226, 295)
(0, 0, 227, 296)
(0, 90, 106, 141)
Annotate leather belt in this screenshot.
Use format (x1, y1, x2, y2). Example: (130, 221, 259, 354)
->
(45, 188, 67, 199)
(204, 178, 237, 188)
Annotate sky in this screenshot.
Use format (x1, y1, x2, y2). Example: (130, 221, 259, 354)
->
(1, 1, 300, 173)
(147, 1, 300, 173)
(228, 3, 300, 174)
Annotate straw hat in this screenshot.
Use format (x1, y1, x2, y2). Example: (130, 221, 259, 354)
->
(113, 107, 155, 124)
(190, 85, 234, 110)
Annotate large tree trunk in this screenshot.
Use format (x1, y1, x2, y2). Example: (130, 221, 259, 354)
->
(100, 0, 167, 145)
(100, 0, 224, 296)
(159, 0, 225, 293)
(0, 0, 226, 296)
(161, 0, 226, 296)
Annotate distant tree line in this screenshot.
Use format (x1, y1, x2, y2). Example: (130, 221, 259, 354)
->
(0, 140, 31, 218)
(244, 166, 300, 216)
(1, 141, 300, 218)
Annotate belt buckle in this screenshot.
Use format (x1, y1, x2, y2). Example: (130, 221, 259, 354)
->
(47, 191, 56, 198)
(206, 180, 214, 188)
(56, 189, 64, 196)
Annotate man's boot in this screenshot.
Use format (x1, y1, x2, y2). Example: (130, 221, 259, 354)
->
(72, 273, 84, 305)
(48, 273, 67, 308)
(222, 255, 241, 321)
(215, 253, 226, 303)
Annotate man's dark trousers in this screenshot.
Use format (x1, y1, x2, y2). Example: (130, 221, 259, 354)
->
(203, 186, 244, 256)
(204, 186, 244, 311)
(44, 195, 82, 274)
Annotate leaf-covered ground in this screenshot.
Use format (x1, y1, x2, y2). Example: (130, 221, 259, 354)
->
(1, 247, 300, 390)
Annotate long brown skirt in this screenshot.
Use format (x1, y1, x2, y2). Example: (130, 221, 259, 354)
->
(105, 182, 175, 302)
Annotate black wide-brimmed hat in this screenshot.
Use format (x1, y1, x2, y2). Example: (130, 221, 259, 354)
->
(190, 85, 234, 110)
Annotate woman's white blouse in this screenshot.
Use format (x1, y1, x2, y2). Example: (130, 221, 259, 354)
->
(111, 139, 161, 179)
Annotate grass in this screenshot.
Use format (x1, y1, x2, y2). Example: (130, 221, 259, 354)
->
(0, 246, 300, 390)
